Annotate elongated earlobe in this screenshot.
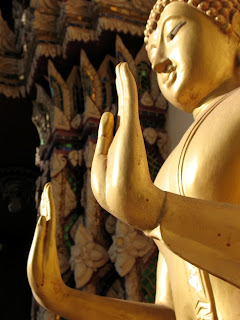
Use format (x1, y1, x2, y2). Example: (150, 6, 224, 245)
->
(232, 13, 240, 65)
(232, 13, 240, 38)
(236, 48, 240, 65)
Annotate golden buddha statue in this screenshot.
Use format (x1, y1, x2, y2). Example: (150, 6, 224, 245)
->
(27, 0, 240, 319)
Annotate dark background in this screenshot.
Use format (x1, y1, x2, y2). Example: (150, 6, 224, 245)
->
(0, 1, 40, 319)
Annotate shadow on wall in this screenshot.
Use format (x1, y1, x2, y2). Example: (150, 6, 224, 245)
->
(167, 103, 194, 152)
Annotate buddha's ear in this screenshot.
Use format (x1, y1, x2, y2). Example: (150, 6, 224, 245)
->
(232, 13, 240, 38)
(236, 48, 240, 66)
(232, 13, 240, 64)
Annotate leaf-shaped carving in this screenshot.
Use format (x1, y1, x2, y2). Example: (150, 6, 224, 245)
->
(71, 246, 81, 258)
(140, 91, 154, 106)
(83, 96, 101, 123)
(64, 181, 77, 218)
(35, 84, 53, 110)
(71, 114, 82, 129)
(98, 55, 116, 112)
(80, 50, 103, 112)
(115, 253, 135, 277)
(74, 224, 93, 245)
(108, 243, 117, 261)
(90, 249, 105, 262)
(50, 153, 67, 177)
(84, 141, 96, 169)
(135, 44, 149, 66)
(157, 132, 168, 160)
(67, 66, 84, 116)
(155, 93, 168, 110)
(53, 106, 71, 130)
(48, 60, 75, 121)
(143, 127, 158, 145)
(68, 150, 79, 167)
(74, 262, 93, 288)
(116, 35, 137, 80)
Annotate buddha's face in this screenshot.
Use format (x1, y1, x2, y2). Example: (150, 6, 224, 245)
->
(146, 2, 239, 112)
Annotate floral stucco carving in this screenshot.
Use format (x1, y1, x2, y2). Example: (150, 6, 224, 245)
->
(108, 220, 155, 277)
(70, 224, 109, 288)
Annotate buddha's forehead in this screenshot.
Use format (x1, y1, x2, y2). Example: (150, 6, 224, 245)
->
(157, 2, 203, 26)
(161, 2, 204, 18)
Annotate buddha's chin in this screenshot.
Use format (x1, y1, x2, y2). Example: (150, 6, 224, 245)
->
(161, 78, 211, 113)
(160, 87, 197, 113)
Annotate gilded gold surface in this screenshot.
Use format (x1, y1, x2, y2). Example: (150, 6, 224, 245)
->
(28, 1, 240, 319)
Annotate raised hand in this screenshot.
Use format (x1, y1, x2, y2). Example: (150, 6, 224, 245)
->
(91, 63, 165, 231)
(27, 183, 65, 310)
(27, 184, 174, 320)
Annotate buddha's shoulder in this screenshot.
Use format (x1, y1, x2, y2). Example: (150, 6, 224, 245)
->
(182, 88, 240, 162)
(179, 88, 240, 201)
(181, 88, 240, 148)
(198, 88, 240, 142)
(155, 88, 240, 195)
(212, 87, 240, 122)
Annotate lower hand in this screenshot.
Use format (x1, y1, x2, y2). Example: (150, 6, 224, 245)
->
(27, 183, 64, 309)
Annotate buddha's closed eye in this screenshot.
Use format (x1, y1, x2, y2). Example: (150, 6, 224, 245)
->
(167, 21, 186, 42)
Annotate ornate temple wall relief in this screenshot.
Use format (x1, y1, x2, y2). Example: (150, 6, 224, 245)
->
(2, 1, 168, 319)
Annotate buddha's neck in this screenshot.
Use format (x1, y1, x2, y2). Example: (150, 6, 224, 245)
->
(193, 79, 240, 120)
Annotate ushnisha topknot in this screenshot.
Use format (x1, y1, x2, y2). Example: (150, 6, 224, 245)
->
(144, 0, 240, 44)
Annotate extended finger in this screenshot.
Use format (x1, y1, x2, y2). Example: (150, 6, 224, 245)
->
(95, 112, 114, 156)
(119, 62, 139, 121)
(43, 183, 56, 243)
(116, 63, 124, 122)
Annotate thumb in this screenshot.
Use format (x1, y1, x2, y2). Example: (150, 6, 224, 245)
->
(91, 112, 114, 210)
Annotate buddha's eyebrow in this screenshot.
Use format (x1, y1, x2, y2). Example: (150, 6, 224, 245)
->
(166, 21, 186, 42)
(146, 18, 185, 55)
